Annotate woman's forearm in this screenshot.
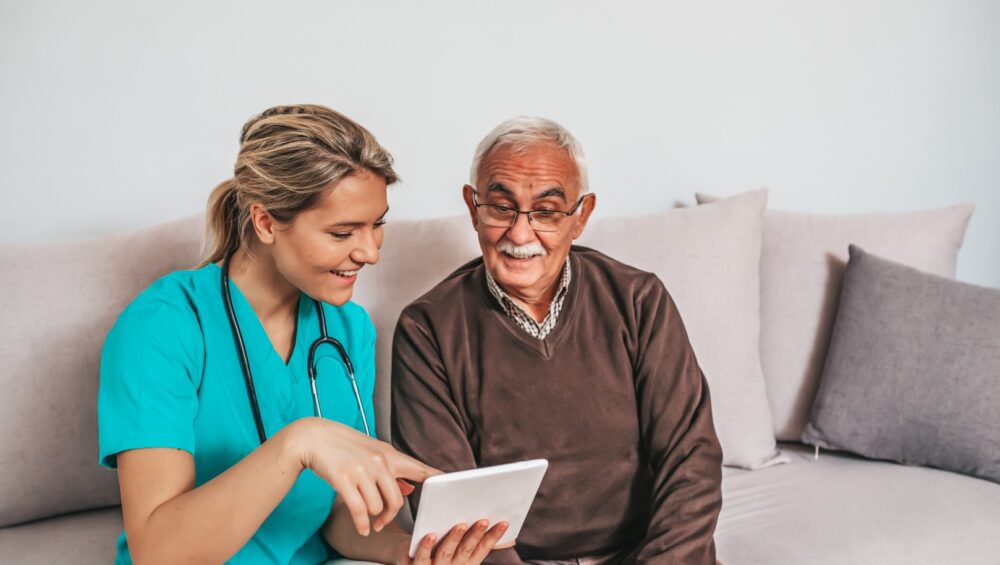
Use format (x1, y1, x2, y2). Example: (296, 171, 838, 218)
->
(125, 421, 308, 565)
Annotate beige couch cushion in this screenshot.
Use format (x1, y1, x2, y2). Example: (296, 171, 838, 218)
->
(696, 195, 973, 440)
(579, 189, 782, 469)
(718, 443, 1000, 564)
(0, 507, 122, 563)
(0, 217, 204, 527)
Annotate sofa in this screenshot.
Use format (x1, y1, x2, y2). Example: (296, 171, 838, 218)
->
(2, 189, 998, 564)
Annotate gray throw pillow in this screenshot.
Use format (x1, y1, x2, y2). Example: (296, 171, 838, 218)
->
(802, 245, 1000, 483)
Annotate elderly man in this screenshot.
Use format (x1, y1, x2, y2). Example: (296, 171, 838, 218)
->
(391, 117, 723, 564)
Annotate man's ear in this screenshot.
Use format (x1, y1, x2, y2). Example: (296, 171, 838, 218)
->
(248, 202, 277, 245)
(571, 193, 597, 240)
(462, 184, 480, 230)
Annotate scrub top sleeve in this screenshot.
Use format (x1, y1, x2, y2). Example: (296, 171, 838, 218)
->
(98, 298, 204, 469)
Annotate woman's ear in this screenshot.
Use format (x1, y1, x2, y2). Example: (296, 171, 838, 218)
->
(248, 202, 277, 245)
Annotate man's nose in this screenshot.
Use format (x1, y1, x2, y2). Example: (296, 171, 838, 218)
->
(506, 212, 537, 244)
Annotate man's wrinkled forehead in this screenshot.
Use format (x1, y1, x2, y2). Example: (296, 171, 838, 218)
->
(476, 142, 581, 199)
(485, 182, 568, 202)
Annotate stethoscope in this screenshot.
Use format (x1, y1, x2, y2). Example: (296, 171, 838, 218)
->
(221, 255, 372, 444)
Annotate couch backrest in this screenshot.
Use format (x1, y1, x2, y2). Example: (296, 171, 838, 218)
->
(0, 216, 204, 527)
(0, 197, 779, 526)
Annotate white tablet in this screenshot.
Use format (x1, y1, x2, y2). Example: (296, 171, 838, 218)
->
(408, 459, 548, 558)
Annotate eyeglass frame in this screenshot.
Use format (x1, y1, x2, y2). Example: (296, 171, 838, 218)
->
(469, 188, 589, 232)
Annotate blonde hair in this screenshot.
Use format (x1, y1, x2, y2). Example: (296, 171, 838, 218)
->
(200, 104, 399, 267)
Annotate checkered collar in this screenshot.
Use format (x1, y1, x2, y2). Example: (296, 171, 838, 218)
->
(485, 257, 572, 340)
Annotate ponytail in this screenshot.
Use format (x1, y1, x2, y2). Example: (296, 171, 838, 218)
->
(198, 104, 399, 267)
(200, 178, 243, 267)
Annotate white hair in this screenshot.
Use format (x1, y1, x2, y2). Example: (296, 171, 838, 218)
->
(469, 116, 589, 194)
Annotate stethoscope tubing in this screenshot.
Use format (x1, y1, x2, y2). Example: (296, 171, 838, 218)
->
(222, 255, 371, 444)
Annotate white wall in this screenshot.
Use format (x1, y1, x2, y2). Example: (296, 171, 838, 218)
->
(2, 0, 998, 285)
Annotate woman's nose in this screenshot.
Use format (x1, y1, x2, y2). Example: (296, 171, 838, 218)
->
(352, 230, 381, 265)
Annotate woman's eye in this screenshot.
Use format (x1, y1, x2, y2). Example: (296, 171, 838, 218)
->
(330, 232, 353, 241)
(374, 220, 387, 229)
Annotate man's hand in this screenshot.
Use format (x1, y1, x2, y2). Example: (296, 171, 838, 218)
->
(393, 520, 510, 565)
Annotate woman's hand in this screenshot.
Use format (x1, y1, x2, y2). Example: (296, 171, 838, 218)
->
(288, 417, 439, 536)
(394, 520, 511, 565)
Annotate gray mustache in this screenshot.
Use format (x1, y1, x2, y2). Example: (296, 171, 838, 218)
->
(498, 240, 547, 259)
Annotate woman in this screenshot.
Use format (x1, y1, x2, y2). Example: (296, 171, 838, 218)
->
(97, 105, 507, 564)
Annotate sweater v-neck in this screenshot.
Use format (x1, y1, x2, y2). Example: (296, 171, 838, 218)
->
(475, 253, 581, 360)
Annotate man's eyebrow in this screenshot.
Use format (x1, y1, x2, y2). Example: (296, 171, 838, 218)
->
(325, 206, 390, 229)
(487, 183, 567, 201)
(535, 188, 567, 201)
(486, 183, 515, 196)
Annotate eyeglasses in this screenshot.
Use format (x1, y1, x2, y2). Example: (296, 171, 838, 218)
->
(471, 190, 587, 232)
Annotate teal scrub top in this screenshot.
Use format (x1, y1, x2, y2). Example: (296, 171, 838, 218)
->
(98, 264, 377, 564)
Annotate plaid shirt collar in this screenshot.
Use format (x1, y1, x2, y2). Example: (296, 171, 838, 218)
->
(485, 257, 572, 340)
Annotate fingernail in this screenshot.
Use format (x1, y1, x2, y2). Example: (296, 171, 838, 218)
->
(397, 478, 416, 496)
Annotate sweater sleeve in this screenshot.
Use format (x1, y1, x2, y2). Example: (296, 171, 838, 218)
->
(632, 277, 724, 564)
(390, 306, 524, 564)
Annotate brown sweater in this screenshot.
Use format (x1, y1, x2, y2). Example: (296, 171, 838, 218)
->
(391, 247, 723, 564)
